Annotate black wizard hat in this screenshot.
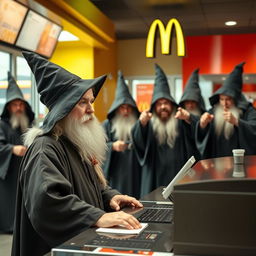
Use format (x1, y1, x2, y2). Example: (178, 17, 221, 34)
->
(150, 64, 178, 111)
(107, 71, 139, 119)
(22, 51, 107, 134)
(179, 68, 206, 112)
(209, 62, 246, 108)
(1, 71, 34, 123)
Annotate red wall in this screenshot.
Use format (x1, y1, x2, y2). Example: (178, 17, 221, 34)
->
(182, 34, 256, 89)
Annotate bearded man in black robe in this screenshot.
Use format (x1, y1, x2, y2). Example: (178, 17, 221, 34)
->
(176, 68, 206, 160)
(0, 72, 34, 233)
(11, 52, 142, 256)
(102, 71, 141, 198)
(196, 62, 256, 159)
(132, 64, 194, 196)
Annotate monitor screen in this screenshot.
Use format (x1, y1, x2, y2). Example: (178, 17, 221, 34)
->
(15, 10, 62, 58)
(0, 0, 28, 44)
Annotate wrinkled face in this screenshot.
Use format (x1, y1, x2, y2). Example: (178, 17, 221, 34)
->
(155, 98, 173, 121)
(184, 100, 198, 111)
(219, 94, 235, 109)
(117, 104, 133, 117)
(69, 89, 94, 122)
(8, 99, 25, 115)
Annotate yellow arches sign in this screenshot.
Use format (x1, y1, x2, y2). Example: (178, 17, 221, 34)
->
(146, 18, 185, 58)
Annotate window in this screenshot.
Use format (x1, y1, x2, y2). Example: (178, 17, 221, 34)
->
(0, 50, 10, 112)
(126, 75, 182, 112)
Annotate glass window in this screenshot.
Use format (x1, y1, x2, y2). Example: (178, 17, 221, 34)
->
(16, 56, 32, 104)
(0, 50, 10, 113)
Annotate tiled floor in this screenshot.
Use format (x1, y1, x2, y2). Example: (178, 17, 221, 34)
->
(0, 234, 12, 256)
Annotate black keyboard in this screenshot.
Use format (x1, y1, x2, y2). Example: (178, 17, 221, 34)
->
(88, 231, 162, 250)
(137, 208, 173, 223)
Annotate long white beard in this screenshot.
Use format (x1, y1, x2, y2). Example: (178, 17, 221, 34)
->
(111, 112, 137, 141)
(214, 104, 241, 140)
(10, 113, 29, 132)
(151, 111, 179, 148)
(62, 113, 107, 166)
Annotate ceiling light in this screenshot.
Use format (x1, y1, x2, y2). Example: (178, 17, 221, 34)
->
(58, 31, 79, 41)
(225, 21, 237, 26)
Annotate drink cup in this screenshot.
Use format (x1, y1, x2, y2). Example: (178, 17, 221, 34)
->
(232, 149, 245, 164)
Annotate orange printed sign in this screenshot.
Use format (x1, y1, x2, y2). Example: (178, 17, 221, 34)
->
(136, 83, 154, 112)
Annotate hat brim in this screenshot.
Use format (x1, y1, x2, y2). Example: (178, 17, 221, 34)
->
(42, 75, 106, 134)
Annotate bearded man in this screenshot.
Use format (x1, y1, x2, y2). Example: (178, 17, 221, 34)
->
(102, 71, 141, 198)
(11, 52, 142, 256)
(132, 64, 193, 196)
(0, 72, 34, 233)
(176, 68, 206, 160)
(196, 62, 256, 159)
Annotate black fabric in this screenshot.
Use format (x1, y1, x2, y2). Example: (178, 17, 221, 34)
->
(195, 104, 256, 159)
(209, 62, 245, 107)
(1, 72, 34, 123)
(11, 135, 120, 256)
(0, 120, 23, 232)
(107, 71, 139, 119)
(102, 119, 141, 198)
(22, 51, 107, 134)
(179, 68, 206, 113)
(131, 120, 193, 196)
(150, 64, 177, 111)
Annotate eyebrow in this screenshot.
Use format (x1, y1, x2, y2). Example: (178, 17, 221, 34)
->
(80, 96, 95, 102)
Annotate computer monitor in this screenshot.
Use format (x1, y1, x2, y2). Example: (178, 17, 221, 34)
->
(162, 156, 196, 200)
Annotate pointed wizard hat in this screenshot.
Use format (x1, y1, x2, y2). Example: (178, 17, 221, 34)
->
(22, 51, 107, 134)
(179, 68, 206, 112)
(107, 70, 139, 119)
(1, 71, 35, 123)
(150, 64, 178, 111)
(209, 62, 246, 107)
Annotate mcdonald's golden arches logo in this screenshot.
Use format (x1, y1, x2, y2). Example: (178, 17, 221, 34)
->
(146, 18, 186, 58)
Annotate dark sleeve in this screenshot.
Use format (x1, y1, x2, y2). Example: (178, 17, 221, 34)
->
(195, 119, 212, 159)
(238, 106, 256, 154)
(21, 146, 106, 247)
(0, 123, 14, 179)
(101, 185, 121, 211)
(131, 120, 151, 166)
(102, 120, 113, 178)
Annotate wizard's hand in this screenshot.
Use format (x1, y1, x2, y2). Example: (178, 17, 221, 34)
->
(223, 109, 238, 126)
(110, 195, 143, 211)
(200, 112, 214, 129)
(139, 110, 152, 127)
(175, 107, 191, 123)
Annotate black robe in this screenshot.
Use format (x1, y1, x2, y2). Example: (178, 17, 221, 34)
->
(0, 120, 23, 232)
(102, 119, 141, 198)
(132, 119, 193, 196)
(11, 135, 120, 256)
(195, 104, 256, 159)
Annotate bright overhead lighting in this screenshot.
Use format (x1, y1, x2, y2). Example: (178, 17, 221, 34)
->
(58, 31, 79, 41)
(225, 21, 237, 26)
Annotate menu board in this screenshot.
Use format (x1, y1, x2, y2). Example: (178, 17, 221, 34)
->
(15, 10, 62, 58)
(0, 0, 28, 44)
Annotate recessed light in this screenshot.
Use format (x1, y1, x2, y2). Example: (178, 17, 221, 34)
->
(225, 21, 237, 26)
(58, 31, 79, 41)
(222, 77, 226, 81)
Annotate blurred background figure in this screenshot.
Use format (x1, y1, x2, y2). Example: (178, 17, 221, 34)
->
(0, 72, 34, 233)
(176, 68, 206, 160)
(102, 71, 141, 198)
(196, 62, 256, 159)
(132, 64, 192, 196)
(179, 68, 206, 116)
